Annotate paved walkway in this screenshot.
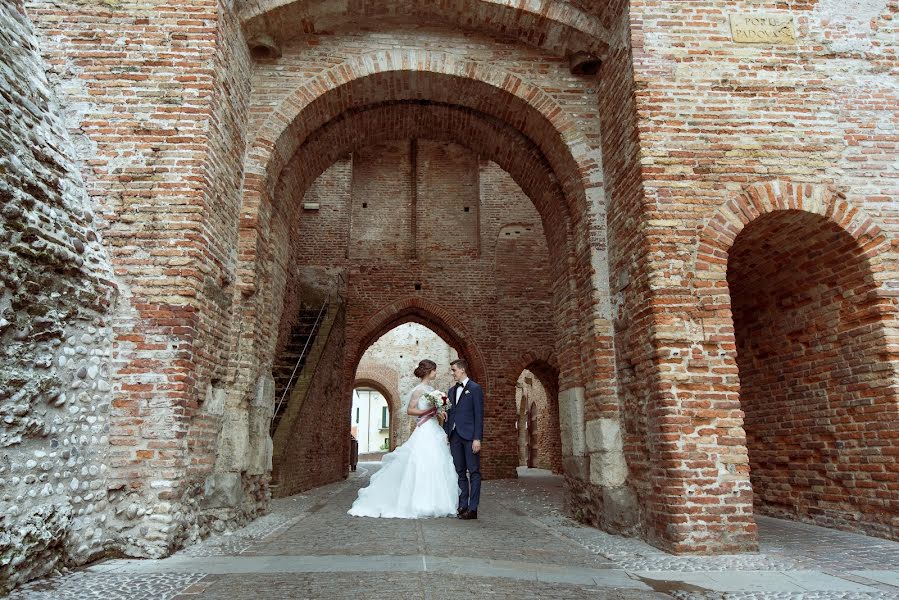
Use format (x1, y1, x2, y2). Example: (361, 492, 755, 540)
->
(8, 466, 899, 599)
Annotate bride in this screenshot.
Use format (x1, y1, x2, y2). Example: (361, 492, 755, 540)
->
(348, 359, 459, 518)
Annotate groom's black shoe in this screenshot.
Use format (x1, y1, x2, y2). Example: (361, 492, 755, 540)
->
(457, 507, 468, 517)
(460, 509, 477, 520)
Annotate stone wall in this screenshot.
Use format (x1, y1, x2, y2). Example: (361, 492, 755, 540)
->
(0, 1, 117, 591)
(24, 0, 260, 557)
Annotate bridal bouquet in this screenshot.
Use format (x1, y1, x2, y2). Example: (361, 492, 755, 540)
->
(424, 389, 450, 416)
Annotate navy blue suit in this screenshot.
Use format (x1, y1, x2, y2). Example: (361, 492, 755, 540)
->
(443, 379, 484, 512)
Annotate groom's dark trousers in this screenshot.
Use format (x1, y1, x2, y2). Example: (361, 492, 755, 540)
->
(449, 430, 481, 512)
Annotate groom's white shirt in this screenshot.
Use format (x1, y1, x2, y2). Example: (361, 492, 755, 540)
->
(455, 377, 469, 403)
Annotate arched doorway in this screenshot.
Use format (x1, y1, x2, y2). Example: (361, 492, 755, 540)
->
(729, 209, 897, 535)
(349, 306, 475, 449)
(515, 362, 563, 474)
(355, 322, 460, 450)
(351, 384, 395, 455)
(694, 182, 899, 540)
(233, 32, 615, 526)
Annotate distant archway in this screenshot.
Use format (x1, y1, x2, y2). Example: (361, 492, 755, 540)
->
(352, 378, 397, 452)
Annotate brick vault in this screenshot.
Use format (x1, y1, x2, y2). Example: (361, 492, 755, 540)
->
(1, 0, 897, 593)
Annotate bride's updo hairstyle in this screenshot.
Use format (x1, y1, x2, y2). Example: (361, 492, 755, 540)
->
(413, 359, 437, 379)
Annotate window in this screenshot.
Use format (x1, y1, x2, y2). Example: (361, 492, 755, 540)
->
(381, 406, 388, 429)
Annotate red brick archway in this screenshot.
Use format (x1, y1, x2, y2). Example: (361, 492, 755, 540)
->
(235, 45, 614, 520)
(240, 0, 611, 59)
(354, 361, 401, 450)
(240, 51, 600, 275)
(274, 104, 573, 251)
(235, 50, 612, 397)
(695, 181, 892, 273)
(244, 51, 597, 203)
(350, 297, 488, 391)
(343, 297, 523, 475)
(693, 180, 899, 540)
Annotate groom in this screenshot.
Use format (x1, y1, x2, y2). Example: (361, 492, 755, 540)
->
(444, 359, 483, 520)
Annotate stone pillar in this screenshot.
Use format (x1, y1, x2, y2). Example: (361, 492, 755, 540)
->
(586, 418, 637, 532)
(559, 387, 587, 478)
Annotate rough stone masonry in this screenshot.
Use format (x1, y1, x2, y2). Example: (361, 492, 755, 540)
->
(0, 0, 117, 591)
(1, 0, 898, 594)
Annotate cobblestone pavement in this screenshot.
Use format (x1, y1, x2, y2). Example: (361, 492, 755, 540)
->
(7, 465, 899, 599)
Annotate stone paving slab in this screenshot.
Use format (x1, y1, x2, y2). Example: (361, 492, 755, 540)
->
(92, 553, 652, 590)
(633, 570, 880, 594)
(848, 571, 899, 588)
(173, 573, 667, 600)
(669, 593, 899, 600)
(756, 516, 899, 572)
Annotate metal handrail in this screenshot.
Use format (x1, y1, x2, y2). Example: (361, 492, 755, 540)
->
(270, 294, 330, 431)
(336, 271, 347, 298)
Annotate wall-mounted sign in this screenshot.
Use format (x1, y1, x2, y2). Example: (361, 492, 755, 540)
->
(729, 13, 797, 44)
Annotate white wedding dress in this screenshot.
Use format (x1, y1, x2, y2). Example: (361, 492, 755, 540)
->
(348, 384, 459, 518)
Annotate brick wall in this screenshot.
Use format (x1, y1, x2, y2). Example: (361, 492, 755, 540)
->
(350, 142, 415, 260)
(729, 209, 898, 538)
(617, 0, 899, 550)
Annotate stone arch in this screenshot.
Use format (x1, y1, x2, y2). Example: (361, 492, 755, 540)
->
(239, 0, 611, 60)
(693, 179, 899, 539)
(508, 351, 563, 473)
(350, 297, 488, 391)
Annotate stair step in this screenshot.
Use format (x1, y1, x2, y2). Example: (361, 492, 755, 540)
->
(276, 363, 307, 373)
(281, 346, 313, 355)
